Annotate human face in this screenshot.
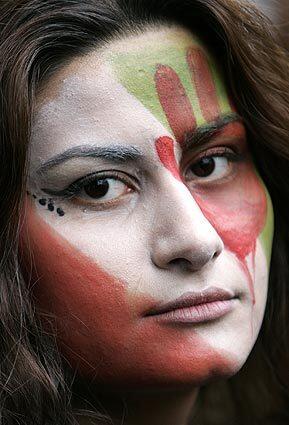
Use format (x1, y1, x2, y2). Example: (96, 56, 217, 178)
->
(21, 25, 274, 390)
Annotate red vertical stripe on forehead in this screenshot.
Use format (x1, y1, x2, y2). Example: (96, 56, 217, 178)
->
(155, 64, 196, 145)
(187, 47, 221, 122)
(155, 136, 182, 181)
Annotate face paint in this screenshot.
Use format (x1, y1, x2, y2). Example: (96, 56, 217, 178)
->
(21, 206, 234, 389)
(108, 33, 272, 304)
(192, 125, 268, 304)
(155, 64, 196, 145)
(186, 47, 221, 122)
(27, 192, 66, 217)
(23, 25, 273, 388)
(155, 136, 182, 181)
(108, 30, 232, 129)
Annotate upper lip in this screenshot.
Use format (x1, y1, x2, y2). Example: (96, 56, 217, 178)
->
(145, 287, 236, 317)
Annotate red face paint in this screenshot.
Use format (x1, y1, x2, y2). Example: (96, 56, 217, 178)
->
(154, 47, 267, 304)
(187, 48, 221, 122)
(155, 136, 182, 181)
(193, 129, 267, 304)
(155, 65, 196, 145)
(21, 208, 234, 389)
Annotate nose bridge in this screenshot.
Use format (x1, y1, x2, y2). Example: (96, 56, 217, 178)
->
(155, 177, 210, 234)
(150, 175, 224, 271)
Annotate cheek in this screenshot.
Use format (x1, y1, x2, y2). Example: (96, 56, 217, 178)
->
(20, 207, 235, 390)
(194, 163, 267, 303)
(155, 133, 267, 304)
(195, 166, 267, 258)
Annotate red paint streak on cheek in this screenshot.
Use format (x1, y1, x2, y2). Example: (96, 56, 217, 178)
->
(153, 48, 259, 303)
(187, 48, 221, 122)
(155, 136, 182, 181)
(154, 122, 264, 304)
(194, 165, 267, 304)
(155, 64, 196, 145)
(20, 208, 235, 389)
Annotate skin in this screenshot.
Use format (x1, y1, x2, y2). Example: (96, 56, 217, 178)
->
(20, 25, 274, 424)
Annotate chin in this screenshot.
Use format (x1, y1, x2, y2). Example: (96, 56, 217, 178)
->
(62, 334, 244, 392)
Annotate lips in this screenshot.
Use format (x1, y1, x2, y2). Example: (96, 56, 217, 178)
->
(144, 287, 237, 324)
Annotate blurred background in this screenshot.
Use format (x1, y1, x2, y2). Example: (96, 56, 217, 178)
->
(253, 0, 279, 21)
(250, 0, 289, 45)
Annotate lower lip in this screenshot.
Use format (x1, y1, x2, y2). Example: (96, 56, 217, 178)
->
(150, 299, 237, 324)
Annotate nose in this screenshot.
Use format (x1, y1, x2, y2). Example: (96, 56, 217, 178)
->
(150, 179, 224, 273)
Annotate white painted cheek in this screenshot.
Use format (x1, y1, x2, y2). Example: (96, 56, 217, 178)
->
(192, 242, 268, 366)
(28, 172, 160, 299)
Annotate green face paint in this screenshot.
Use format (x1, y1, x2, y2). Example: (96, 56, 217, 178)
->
(260, 187, 274, 266)
(104, 26, 273, 304)
(106, 29, 232, 140)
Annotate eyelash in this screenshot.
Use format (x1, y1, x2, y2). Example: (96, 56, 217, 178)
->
(42, 170, 137, 199)
(185, 146, 242, 168)
(183, 146, 243, 177)
(41, 147, 244, 207)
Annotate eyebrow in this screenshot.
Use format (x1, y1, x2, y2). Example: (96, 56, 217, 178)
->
(182, 113, 242, 152)
(36, 145, 144, 175)
(36, 113, 241, 175)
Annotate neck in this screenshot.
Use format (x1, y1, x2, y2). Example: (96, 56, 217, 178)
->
(75, 387, 199, 425)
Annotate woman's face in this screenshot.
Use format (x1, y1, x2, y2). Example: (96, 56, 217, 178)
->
(22, 25, 274, 390)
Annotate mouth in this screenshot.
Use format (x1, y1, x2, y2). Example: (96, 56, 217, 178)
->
(144, 287, 238, 324)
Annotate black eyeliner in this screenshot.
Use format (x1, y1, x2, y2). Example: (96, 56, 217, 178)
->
(203, 151, 245, 162)
(41, 171, 137, 199)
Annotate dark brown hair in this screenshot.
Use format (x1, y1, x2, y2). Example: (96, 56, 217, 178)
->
(0, 1, 289, 424)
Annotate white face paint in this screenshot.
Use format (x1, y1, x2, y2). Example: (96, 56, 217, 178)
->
(21, 24, 273, 390)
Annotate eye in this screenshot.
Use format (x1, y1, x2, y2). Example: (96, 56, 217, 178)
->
(41, 171, 136, 208)
(75, 177, 132, 204)
(185, 155, 232, 182)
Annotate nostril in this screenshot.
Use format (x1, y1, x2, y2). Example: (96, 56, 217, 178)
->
(168, 258, 192, 271)
(167, 249, 221, 272)
(169, 258, 183, 265)
(212, 249, 221, 260)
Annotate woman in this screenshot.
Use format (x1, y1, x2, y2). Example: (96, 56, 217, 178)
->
(0, 0, 288, 424)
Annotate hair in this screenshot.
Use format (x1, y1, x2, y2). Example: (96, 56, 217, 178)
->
(0, 0, 289, 424)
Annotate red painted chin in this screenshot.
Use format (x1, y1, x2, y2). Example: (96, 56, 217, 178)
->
(20, 207, 235, 391)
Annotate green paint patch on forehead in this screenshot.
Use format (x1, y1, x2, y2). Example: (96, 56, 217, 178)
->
(211, 66, 232, 114)
(105, 30, 232, 135)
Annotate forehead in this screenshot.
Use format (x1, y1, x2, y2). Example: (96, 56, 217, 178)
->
(105, 25, 227, 129)
(31, 24, 230, 168)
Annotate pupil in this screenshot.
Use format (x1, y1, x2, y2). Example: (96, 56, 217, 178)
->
(84, 179, 109, 199)
(191, 158, 215, 177)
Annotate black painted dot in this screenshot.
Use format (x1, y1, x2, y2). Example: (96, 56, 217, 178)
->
(39, 198, 47, 206)
(57, 208, 65, 217)
(33, 194, 37, 199)
(48, 203, 54, 212)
